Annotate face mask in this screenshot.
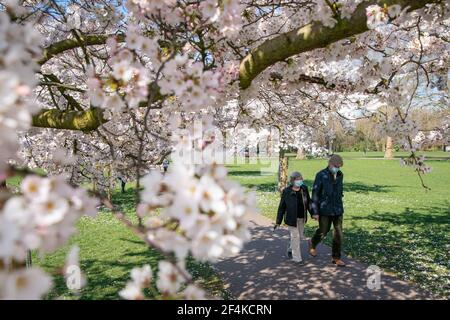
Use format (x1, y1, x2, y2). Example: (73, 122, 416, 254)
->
(330, 167, 340, 174)
(294, 180, 303, 187)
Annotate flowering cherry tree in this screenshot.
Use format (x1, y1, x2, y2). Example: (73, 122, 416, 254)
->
(0, 0, 448, 299)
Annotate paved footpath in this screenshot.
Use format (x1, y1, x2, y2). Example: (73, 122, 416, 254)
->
(212, 212, 435, 300)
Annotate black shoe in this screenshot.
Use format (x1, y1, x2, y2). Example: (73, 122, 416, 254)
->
(286, 250, 292, 259)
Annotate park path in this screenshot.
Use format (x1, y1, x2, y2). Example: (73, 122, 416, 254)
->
(212, 212, 434, 300)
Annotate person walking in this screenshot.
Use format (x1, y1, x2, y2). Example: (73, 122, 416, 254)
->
(117, 176, 126, 193)
(309, 154, 346, 267)
(274, 171, 312, 265)
(162, 158, 169, 173)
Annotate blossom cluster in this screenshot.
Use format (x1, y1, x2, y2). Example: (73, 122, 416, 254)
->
(117, 118, 257, 299)
(88, 48, 152, 113)
(400, 155, 433, 174)
(88, 32, 222, 114)
(384, 113, 419, 148)
(119, 262, 206, 300)
(0, 175, 98, 299)
(65, 2, 122, 32)
(2, 175, 98, 260)
(383, 113, 434, 175)
(159, 54, 222, 111)
(312, 0, 338, 28)
(125, 0, 244, 38)
(0, 9, 42, 175)
(366, 4, 402, 29)
(0, 267, 51, 300)
(137, 159, 254, 263)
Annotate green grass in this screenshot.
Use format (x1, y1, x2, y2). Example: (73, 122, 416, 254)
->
(31, 187, 233, 300)
(336, 151, 450, 159)
(226, 153, 450, 298)
(284, 150, 450, 159)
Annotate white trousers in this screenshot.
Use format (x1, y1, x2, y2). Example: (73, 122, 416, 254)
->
(288, 218, 305, 262)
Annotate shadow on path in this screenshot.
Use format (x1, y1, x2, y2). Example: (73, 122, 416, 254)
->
(213, 213, 435, 300)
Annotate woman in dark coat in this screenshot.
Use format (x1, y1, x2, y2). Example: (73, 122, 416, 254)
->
(275, 171, 313, 265)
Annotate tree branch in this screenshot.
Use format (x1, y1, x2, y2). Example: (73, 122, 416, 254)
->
(38, 33, 125, 65)
(239, 0, 440, 89)
(32, 107, 105, 132)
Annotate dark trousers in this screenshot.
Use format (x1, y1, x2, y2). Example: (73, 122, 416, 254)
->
(311, 215, 343, 259)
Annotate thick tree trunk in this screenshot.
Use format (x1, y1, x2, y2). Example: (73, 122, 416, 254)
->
(221, 130, 227, 164)
(244, 144, 250, 164)
(267, 129, 273, 157)
(296, 147, 305, 160)
(328, 139, 333, 155)
(384, 136, 394, 159)
(256, 142, 261, 164)
(278, 149, 289, 193)
(233, 134, 238, 165)
(106, 164, 113, 201)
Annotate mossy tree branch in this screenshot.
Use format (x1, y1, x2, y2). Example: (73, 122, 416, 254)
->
(32, 108, 105, 132)
(38, 34, 125, 66)
(239, 0, 440, 89)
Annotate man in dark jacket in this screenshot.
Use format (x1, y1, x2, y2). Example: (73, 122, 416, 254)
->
(275, 171, 312, 265)
(309, 154, 346, 266)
